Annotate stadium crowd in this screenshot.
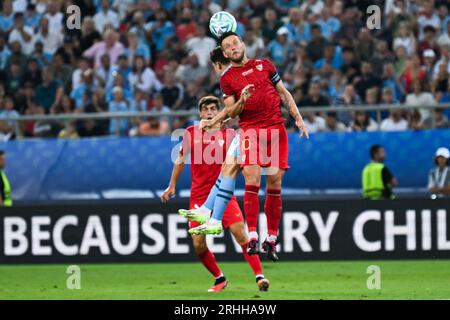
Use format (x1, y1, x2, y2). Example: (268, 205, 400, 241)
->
(0, 0, 449, 140)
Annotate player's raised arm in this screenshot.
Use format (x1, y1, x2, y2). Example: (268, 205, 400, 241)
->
(226, 84, 254, 118)
(275, 80, 309, 139)
(200, 85, 254, 130)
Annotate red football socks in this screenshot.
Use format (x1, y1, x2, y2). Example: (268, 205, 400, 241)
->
(241, 242, 263, 276)
(265, 188, 282, 237)
(244, 185, 260, 233)
(198, 249, 222, 278)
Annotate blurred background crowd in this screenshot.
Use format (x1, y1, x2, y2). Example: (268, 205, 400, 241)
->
(0, 0, 449, 140)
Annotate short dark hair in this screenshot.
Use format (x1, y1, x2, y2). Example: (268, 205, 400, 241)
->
(0, 150, 5, 156)
(210, 46, 229, 65)
(14, 12, 24, 21)
(218, 31, 241, 47)
(198, 96, 220, 111)
(370, 144, 383, 159)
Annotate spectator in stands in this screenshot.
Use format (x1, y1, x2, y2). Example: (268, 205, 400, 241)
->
(125, 31, 151, 67)
(79, 16, 102, 53)
(0, 0, 14, 34)
(423, 108, 449, 129)
(176, 8, 197, 42)
(160, 71, 184, 110)
(301, 81, 330, 108)
(382, 62, 405, 102)
(145, 8, 175, 54)
(380, 107, 408, 131)
(317, 7, 341, 41)
(354, 62, 381, 102)
(0, 96, 20, 130)
(350, 111, 378, 132)
(83, 29, 125, 69)
(285, 7, 310, 45)
(302, 111, 326, 134)
(108, 55, 132, 91)
(323, 112, 346, 132)
(306, 24, 327, 63)
(244, 29, 265, 58)
(93, 0, 119, 34)
(0, 32, 10, 71)
(43, 1, 63, 33)
(438, 19, 450, 47)
(179, 53, 208, 86)
(402, 54, 427, 93)
(362, 144, 397, 200)
(268, 27, 293, 73)
(34, 17, 62, 58)
(433, 43, 450, 79)
(95, 54, 112, 88)
(405, 80, 437, 121)
(108, 86, 131, 136)
(128, 55, 161, 94)
(393, 23, 417, 57)
(428, 147, 450, 198)
(34, 67, 63, 114)
(5, 60, 23, 96)
(8, 13, 34, 56)
(70, 69, 96, 110)
(262, 8, 283, 43)
(185, 25, 216, 68)
(334, 84, 361, 125)
(51, 52, 73, 91)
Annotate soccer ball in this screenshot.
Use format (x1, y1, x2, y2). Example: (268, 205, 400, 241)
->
(209, 11, 237, 38)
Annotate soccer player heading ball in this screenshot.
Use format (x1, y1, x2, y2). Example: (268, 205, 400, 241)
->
(179, 32, 309, 262)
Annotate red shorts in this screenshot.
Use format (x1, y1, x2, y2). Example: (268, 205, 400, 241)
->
(240, 123, 289, 170)
(189, 196, 244, 229)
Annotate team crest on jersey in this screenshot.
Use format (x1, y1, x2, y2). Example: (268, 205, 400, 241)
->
(256, 64, 263, 71)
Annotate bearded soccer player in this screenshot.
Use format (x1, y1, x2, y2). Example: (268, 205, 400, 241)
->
(180, 32, 309, 262)
(161, 95, 269, 292)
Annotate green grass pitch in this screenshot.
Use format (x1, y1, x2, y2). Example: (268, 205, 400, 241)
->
(0, 260, 449, 300)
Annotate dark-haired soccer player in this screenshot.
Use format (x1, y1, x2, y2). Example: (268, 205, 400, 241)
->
(161, 94, 269, 292)
(181, 32, 309, 262)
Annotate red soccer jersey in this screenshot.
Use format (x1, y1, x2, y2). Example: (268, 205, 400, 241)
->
(179, 126, 236, 204)
(220, 58, 284, 129)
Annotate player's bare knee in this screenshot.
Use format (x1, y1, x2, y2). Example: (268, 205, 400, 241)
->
(229, 223, 248, 245)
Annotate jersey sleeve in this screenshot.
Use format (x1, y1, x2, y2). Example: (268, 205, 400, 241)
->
(220, 75, 234, 99)
(264, 59, 281, 86)
(179, 128, 192, 157)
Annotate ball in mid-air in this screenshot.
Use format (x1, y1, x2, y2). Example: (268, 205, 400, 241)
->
(209, 11, 237, 38)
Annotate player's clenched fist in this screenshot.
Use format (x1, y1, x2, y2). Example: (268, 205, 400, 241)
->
(241, 84, 255, 102)
(160, 186, 175, 203)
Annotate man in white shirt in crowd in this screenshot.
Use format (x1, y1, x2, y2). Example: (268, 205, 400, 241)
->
(380, 108, 408, 131)
(43, 1, 63, 33)
(94, 0, 120, 34)
(185, 25, 216, 67)
(34, 17, 63, 57)
(8, 12, 34, 55)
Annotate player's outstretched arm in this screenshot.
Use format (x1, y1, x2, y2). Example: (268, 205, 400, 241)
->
(200, 107, 229, 130)
(161, 154, 185, 203)
(275, 81, 309, 139)
(225, 84, 255, 118)
(200, 85, 254, 130)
